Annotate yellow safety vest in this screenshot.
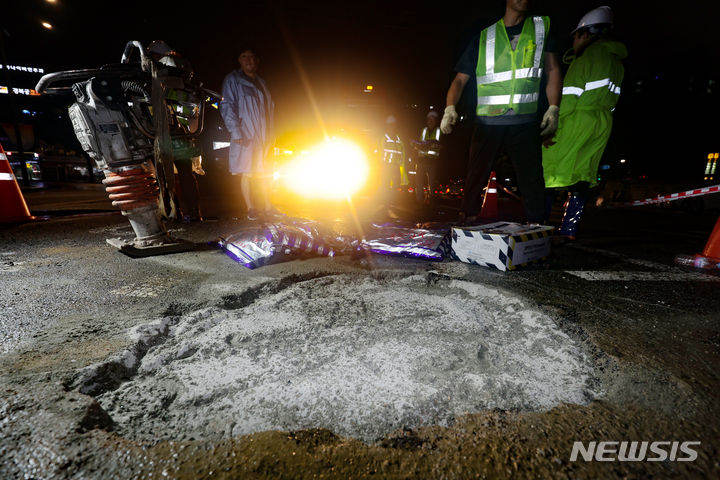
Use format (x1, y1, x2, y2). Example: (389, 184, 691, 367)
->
(475, 16, 549, 116)
(380, 133, 404, 164)
(420, 127, 441, 159)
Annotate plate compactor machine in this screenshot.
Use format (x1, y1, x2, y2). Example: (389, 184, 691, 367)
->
(36, 41, 221, 257)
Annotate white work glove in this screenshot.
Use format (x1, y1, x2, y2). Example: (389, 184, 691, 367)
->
(440, 105, 458, 134)
(539, 105, 559, 136)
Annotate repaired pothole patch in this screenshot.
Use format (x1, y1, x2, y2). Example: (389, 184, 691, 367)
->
(93, 272, 600, 443)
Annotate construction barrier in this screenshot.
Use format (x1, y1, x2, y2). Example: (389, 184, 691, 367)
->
(629, 184, 720, 206)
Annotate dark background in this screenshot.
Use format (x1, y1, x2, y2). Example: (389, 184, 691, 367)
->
(2, 0, 719, 184)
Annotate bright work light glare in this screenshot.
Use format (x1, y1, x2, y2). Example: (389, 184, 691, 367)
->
(283, 138, 368, 199)
(41, 21, 53, 29)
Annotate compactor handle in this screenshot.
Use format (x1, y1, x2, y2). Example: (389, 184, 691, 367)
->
(121, 41, 148, 65)
(35, 69, 104, 95)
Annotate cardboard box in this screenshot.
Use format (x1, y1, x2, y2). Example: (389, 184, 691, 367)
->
(451, 221, 554, 271)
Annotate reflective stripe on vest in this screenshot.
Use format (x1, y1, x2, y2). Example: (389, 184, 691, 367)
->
(477, 92, 539, 105)
(476, 16, 548, 116)
(476, 66, 544, 84)
(562, 78, 621, 97)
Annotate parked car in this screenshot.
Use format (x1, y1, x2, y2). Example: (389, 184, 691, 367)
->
(436, 179, 464, 199)
(7, 151, 42, 181)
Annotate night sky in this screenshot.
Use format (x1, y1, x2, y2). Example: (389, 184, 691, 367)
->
(3, 0, 719, 180)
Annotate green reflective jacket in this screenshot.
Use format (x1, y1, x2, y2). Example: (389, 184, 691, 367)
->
(542, 39, 628, 188)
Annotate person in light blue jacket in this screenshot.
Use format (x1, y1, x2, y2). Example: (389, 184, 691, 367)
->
(220, 46, 278, 221)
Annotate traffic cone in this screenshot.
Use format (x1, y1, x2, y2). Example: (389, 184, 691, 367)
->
(0, 142, 34, 223)
(479, 170, 498, 219)
(704, 217, 720, 260)
(675, 216, 720, 269)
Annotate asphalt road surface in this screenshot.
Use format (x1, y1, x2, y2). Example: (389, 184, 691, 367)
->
(1, 183, 719, 479)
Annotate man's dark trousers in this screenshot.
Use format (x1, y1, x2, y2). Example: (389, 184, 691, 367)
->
(461, 121, 545, 223)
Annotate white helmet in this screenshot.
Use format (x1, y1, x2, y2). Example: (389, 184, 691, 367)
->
(571, 6, 614, 36)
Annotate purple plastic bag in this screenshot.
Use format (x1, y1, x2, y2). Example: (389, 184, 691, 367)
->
(218, 219, 357, 269)
(362, 223, 451, 261)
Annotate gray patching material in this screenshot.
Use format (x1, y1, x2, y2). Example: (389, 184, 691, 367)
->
(93, 274, 599, 443)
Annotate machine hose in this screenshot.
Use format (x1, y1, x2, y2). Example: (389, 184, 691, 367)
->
(121, 81, 150, 101)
